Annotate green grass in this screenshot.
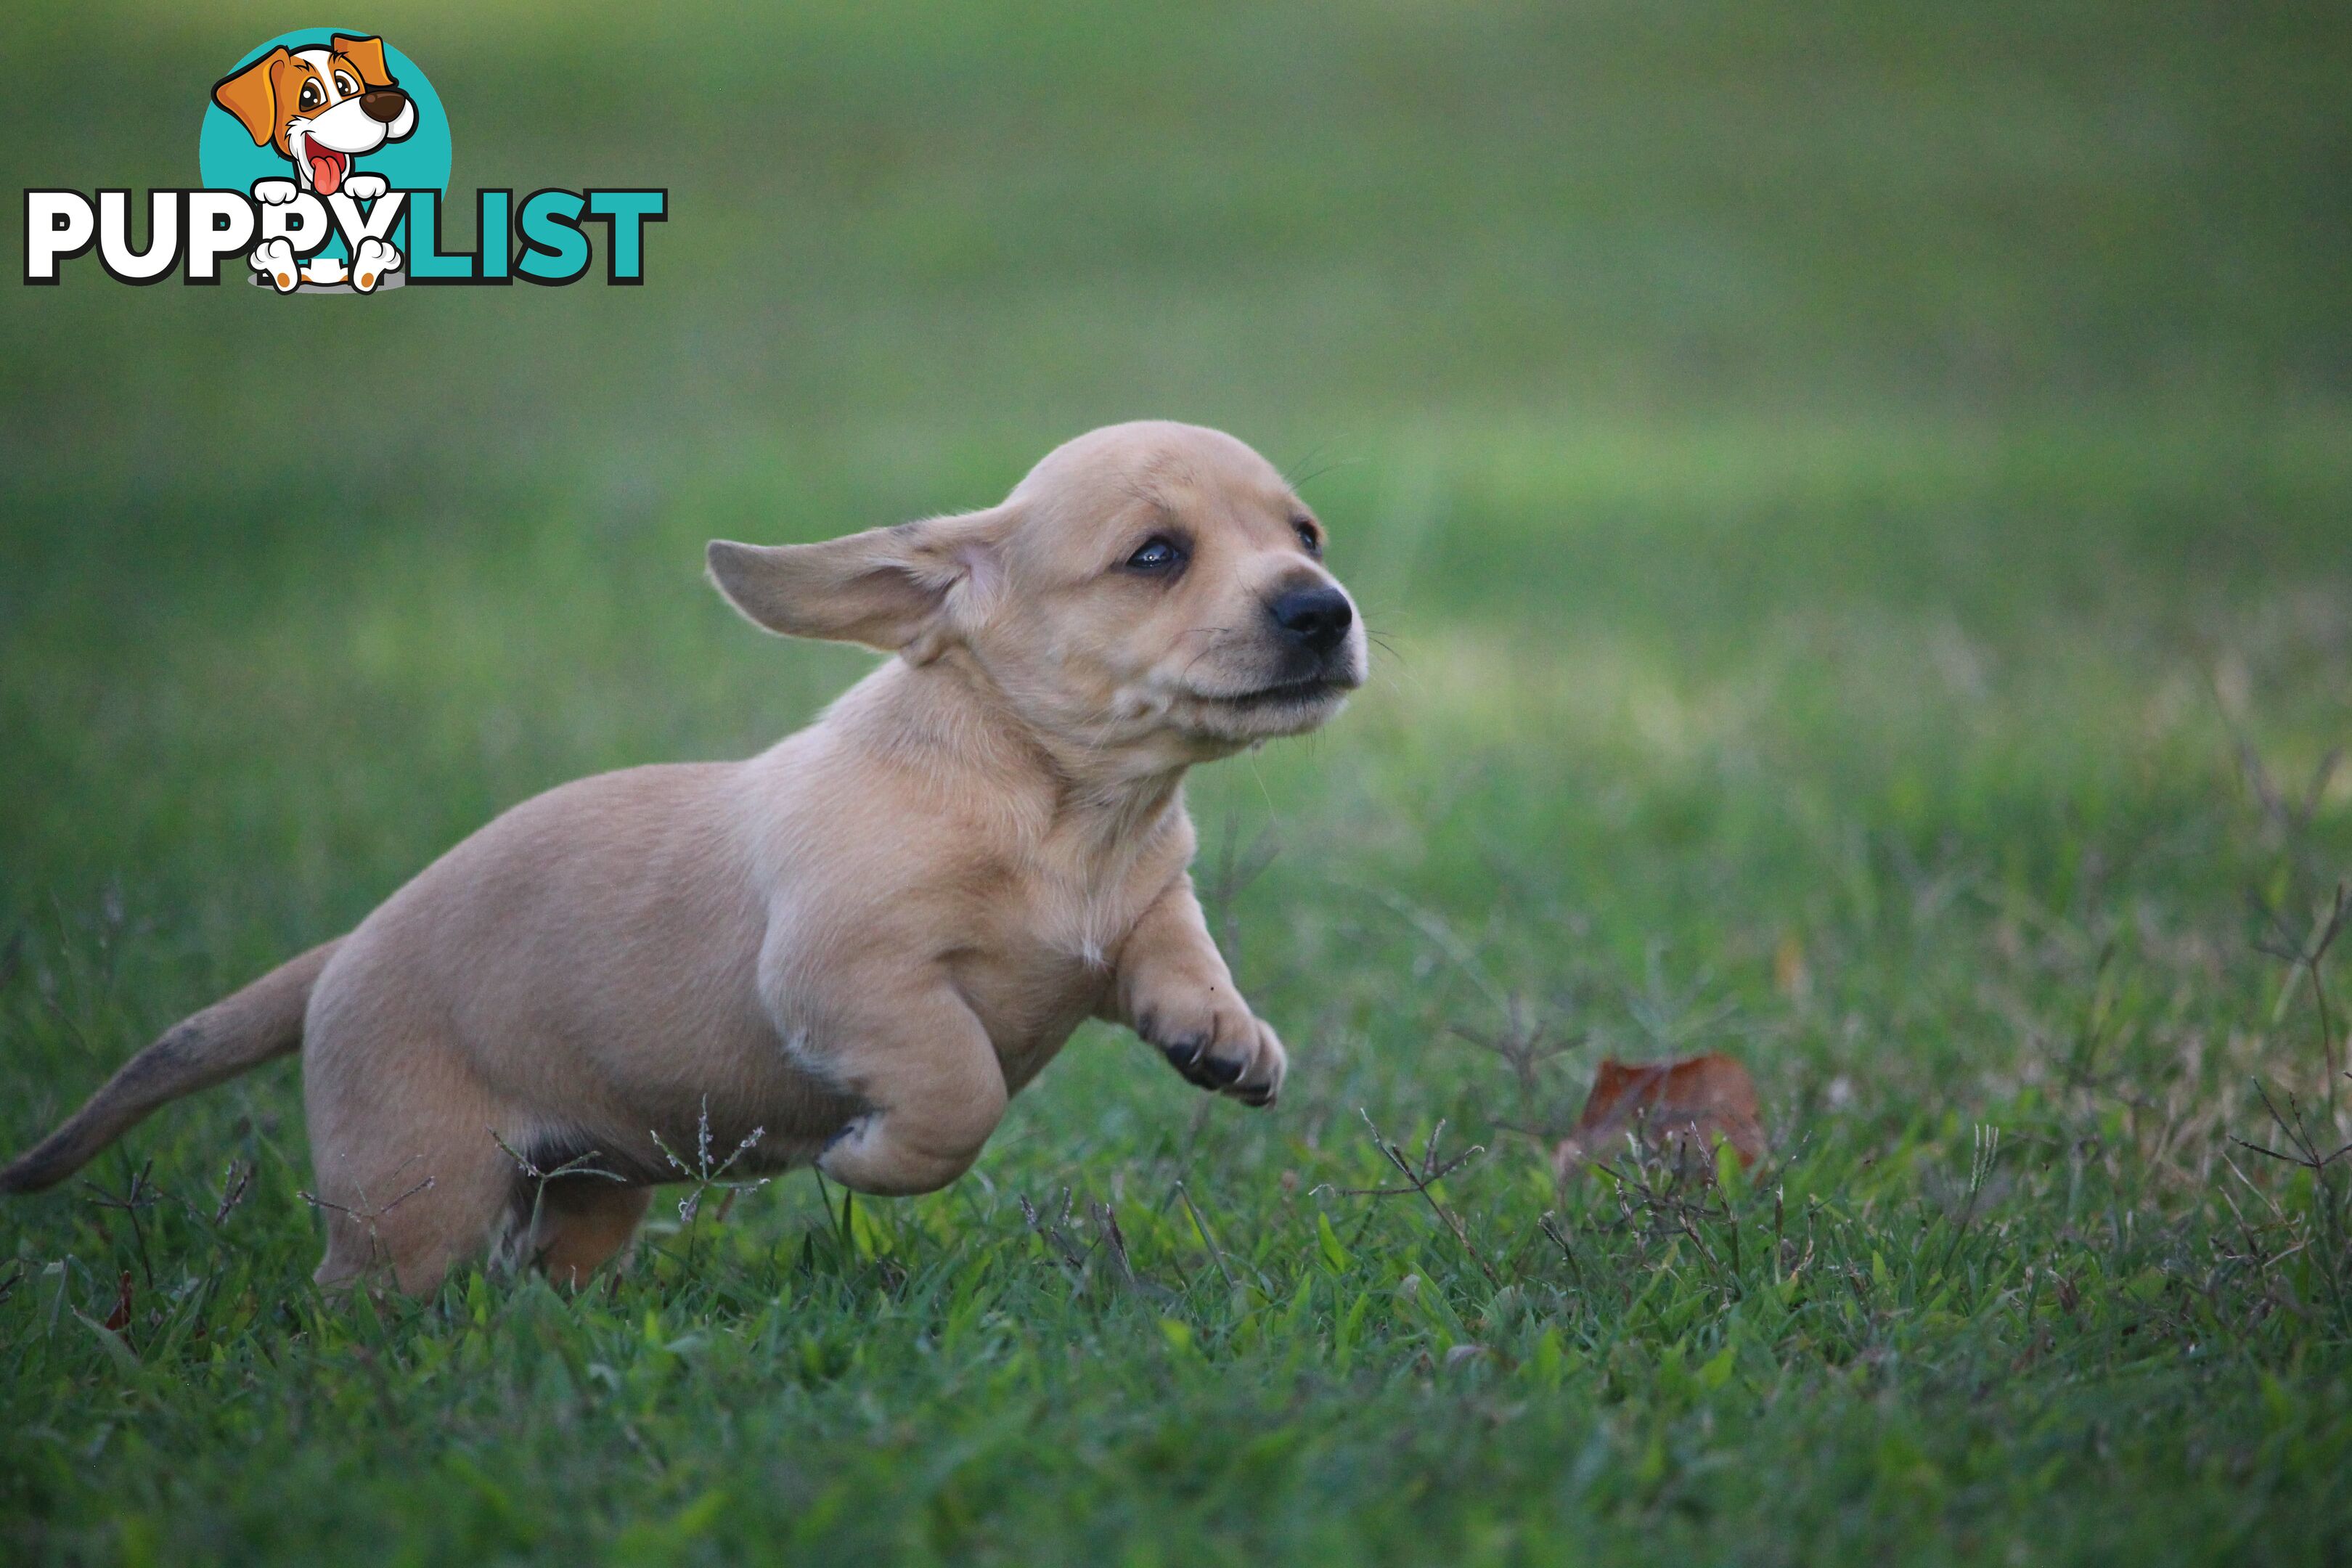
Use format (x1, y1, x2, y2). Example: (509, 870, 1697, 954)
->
(5, 1, 2352, 1562)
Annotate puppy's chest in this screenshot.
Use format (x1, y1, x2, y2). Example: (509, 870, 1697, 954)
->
(955, 861, 1153, 1056)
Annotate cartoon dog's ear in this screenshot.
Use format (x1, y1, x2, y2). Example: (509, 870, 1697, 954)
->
(707, 508, 1010, 660)
(332, 35, 397, 89)
(211, 48, 289, 147)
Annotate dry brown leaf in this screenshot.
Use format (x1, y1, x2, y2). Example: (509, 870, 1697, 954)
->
(1553, 1051, 1766, 1180)
(102, 1269, 134, 1334)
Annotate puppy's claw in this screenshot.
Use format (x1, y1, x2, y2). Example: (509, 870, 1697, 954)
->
(1165, 1040, 1226, 1088)
(1149, 1008, 1285, 1101)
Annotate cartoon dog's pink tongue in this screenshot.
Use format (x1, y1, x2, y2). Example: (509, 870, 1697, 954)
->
(307, 145, 349, 196)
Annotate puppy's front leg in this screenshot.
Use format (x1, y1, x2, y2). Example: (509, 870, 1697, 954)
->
(1108, 877, 1286, 1107)
(815, 986, 1009, 1196)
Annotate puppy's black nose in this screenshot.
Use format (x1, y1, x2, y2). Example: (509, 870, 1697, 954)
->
(1269, 584, 1354, 655)
(360, 89, 409, 123)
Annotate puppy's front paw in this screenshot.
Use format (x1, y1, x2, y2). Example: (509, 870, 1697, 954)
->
(251, 179, 299, 206)
(343, 173, 388, 202)
(250, 237, 299, 293)
(1139, 995, 1286, 1107)
(351, 236, 401, 292)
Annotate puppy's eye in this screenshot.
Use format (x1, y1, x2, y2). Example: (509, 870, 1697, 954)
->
(335, 72, 359, 96)
(1293, 519, 1322, 555)
(298, 81, 321, 109)
(1125, 536, 1184, 573)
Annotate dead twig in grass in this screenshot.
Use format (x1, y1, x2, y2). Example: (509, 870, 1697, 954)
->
(79, 1158, 160, 1291)
(1326, 1111, 1500, 1289)
(1536, 1212, 1585, 1291)
(1176, 1182, 1239, 1292)
(2252, 880, 2348, 1104)
(1094, 1200, 1172, 1303)
(650, 1098, 771, 1270)
(211, 1157, 253, 1227)
(2228, 1079, 2352, 1324)
(1591, 1151, 1739, 1293)
(1452, 999, 1580, 1105)
(1020, 1189, 1093, 1289)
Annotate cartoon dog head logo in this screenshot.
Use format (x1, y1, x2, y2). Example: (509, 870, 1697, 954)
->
(199, 30, 452, 294)
(211, 36, 415, 200)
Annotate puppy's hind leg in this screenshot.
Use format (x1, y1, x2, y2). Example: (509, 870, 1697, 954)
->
(526, 1182, 653, 1289)
(310, 1136, 514, 1295)
(305, 1033, 516, 1295)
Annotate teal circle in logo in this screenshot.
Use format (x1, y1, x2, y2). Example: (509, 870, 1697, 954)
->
(198, 30, 451, 198)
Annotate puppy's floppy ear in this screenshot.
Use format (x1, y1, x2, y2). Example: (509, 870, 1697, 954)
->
(708, 507, 1009, 660)
(211, 48, 289, 147)
(332, 35, 397, 89)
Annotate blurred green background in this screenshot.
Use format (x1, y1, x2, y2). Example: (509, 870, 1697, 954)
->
(5, 1, 2352, 1561)
(4, 0, 2347, 940)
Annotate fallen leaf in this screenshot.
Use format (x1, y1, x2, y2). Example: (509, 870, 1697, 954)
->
(102, 1270, 134, 1335)
(1553, 1052, 1766, 1178)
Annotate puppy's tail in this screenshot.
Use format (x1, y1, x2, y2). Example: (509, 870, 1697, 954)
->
(1, 938, 342, 1196)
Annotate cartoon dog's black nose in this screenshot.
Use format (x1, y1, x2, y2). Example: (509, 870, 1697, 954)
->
(1269, 584, 1354, 656)
(360, 89, 409, 123)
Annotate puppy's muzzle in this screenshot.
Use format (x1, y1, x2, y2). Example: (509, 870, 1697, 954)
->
(360, 89, 410, 123)
(1268, 584, 1354, 658)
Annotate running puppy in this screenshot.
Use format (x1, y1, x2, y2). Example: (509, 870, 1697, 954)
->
(2, 422, 1366, 1292)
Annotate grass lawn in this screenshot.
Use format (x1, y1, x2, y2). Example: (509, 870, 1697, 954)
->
(4, 1, 2350, 1562)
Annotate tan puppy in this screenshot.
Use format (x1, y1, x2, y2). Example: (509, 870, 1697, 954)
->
(2, 422, 1366, 1293)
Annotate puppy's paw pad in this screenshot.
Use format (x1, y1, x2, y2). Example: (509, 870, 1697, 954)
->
(1142, 997, 1277, 1095)
(251, 179, 299, 206)
(1161, 1037, 1225, 1089)
(343, 173, 388, 201)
